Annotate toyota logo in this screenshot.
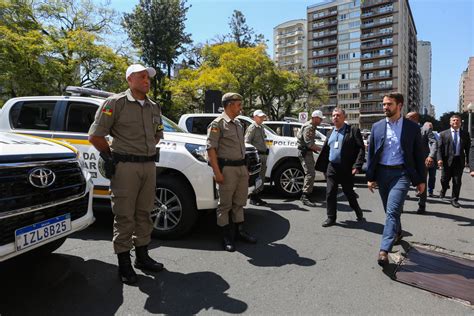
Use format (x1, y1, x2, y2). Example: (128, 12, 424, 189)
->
(29, 167, 56, 188)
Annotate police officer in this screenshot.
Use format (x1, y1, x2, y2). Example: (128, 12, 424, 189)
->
(245, 109, 269, 206)
(207, 92, 257, 252)
(88, 64, 164, 284)
(297, 110, 324, 207)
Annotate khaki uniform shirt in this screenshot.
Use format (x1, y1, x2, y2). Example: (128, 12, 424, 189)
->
(88, 89, 163, 156)
(245, 122, 267, 153)
(207, 112, 245, 160)
(297, 121, 316, 149)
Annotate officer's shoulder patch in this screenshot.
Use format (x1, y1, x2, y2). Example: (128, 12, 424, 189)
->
(209, 121, 220, 133)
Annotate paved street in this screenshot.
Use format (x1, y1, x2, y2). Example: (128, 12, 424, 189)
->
(1, 172, 473, 315)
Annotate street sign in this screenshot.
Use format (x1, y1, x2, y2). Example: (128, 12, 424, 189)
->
(298, 112, 308, 123)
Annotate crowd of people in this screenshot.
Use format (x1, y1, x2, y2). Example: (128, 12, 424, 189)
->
(88, 63, 473, 284)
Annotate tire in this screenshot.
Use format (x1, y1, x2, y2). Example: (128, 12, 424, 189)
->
(29, 237, 67, 257)
(152, 176, 198, 239)
(273, 161, 305, 198)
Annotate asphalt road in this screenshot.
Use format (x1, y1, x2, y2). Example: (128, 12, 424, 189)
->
(1, 172, 473, 315)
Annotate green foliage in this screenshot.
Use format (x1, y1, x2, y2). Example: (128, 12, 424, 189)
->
(0, 0, 129, 101)
(168, 43, 328, 120)
(123, 0, 192, 101)
(227, 10, 265, 48)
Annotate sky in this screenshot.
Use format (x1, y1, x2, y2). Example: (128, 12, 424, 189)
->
(108, 0, 474, 118)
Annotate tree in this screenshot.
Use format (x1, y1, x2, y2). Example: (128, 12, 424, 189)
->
(0, 0, 129, 102)
(123, 0, 192, 101)
(438, 111, 469, 131)
(227, 10, 265, 48)
(168, 43, 328, 120)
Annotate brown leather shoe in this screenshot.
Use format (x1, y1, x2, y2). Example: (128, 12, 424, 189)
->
(377, 251, 389, 267)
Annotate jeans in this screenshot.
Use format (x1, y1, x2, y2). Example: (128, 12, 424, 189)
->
(376, 167, 410, 252)
(427, 166, 436, 194)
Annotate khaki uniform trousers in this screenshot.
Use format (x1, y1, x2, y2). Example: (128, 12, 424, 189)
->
(299, 152, 315, 194)
(254, 154, 267, 194)
(110, 161, 156, 254)
(217, 165, 249, 226)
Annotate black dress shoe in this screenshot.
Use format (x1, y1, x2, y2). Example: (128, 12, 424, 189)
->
(223, 237, 236, 252)
(416, 207, 426, 214)
(321, 218, 336, 227)
(428, 192, 434, 197)
(451, 200, 461, 208)
(439, 191, 445, 199)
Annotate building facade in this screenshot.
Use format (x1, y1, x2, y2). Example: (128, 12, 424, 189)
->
(459, 57, 474, 112)
(307, 0, 419, 129)
(274, 19, 308, 72)
(417, 40, 432, 115)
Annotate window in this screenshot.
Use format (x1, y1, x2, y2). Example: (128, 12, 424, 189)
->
(65, 102, 98, 133)
(339, 43, 349, 50)
(349, 31, 360, 39)
(339, 13, 347, 21)
(338, 63, 349, 70)
(349, 42, 360, 49)
(349, 72, 360, 79)
(10, 101, 56, 130)
(339, 23, 349, 31)
(350, 52, 361, 59)
(349, 11, 360, 18)
(349, 21, 360, 28)
(338, 83, 349, 90)
(339, 53, 349, 61)
(338, 33, 349, 41)
(350, 62, 361, 69)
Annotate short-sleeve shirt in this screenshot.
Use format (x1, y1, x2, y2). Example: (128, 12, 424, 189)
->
(88, 89, 163, 156)
(245, 122, 267, 153)
(297, 121, 316, 149)
(206, 112, 246, 160)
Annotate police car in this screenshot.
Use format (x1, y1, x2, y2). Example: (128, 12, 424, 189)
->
(0, 87, 261, 239)
(178, 113, 326, 197)
(0, 131, 94, 262)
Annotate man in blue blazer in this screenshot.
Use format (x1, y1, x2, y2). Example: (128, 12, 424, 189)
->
(366, 92, 426, 267)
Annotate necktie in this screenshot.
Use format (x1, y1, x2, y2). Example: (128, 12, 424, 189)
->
(453, 130, 458, 155)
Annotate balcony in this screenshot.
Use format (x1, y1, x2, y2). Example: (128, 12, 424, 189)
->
(361, 73, 394, 81)
(361, 51, 394, 60)
(281, 49, 303, 57)
(313, 29, 338, 39)
(311, 49, 338, 58)
(361, 39, 393, 50)
(361, 29, 393, 40)
(360, 84, 393, 91)
(313, 59, 337, 66)
(313, 39, 337, 48)
(361, 0, 394, 8)
(277, 29, 304, 39)
(361, 7, 394, 19)
(312, 20, 338, 30)
(362, 62, 394, 70)
(360, 104, 384, 113)
(313, 10, 338, 20)
(361, 19, 394, 29)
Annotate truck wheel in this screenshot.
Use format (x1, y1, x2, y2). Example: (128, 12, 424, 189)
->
(152, 176, 198, 239)
(273, 161, 305, 198)
(28, 237, 67, 257)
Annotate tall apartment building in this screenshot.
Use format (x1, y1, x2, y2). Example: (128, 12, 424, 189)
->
(307, 0, 419, 129)
(459, 57, 474, 112)
(274, 20, 308, 72)
(417, 40, 432, 115)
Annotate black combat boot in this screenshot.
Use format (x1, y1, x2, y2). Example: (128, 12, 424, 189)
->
(134, 245, 164, 272)
(117, 251, 137, 285)
(300, 193, 316, 207)
(222, 224, 235, 252)
(235, 222, 257, 244)
(249, 193, 268, 206)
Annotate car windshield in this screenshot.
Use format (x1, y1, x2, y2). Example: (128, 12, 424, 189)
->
(162, 116, 185, 133)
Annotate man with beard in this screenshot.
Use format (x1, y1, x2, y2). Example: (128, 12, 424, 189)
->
(366, 92, 425, 267)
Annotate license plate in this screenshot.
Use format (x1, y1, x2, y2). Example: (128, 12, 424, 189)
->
(255, 176, 263, 189)
(15, 214, 71, 251)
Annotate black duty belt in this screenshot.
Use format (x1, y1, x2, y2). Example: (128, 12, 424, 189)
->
(113, 153, 157, 163)
(378, 164, 404, 169)
(218, 158, 246, 166)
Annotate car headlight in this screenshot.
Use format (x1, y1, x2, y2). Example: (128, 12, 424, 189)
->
(185, 143, 208, 162)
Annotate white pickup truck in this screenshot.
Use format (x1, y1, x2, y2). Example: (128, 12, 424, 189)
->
(0, 88, 261, 239)
(179, 113, 325, 197)
(0, 131, 94, 262)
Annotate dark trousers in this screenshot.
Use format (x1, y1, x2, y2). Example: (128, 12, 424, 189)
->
(427, 166, 436, 194)
(326, 162, 361, 220)
(441, 157, 463, 200)
(418, 168, 428, 209)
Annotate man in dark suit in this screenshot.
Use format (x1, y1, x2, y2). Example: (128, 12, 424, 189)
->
(316, 108, 365, 227)
(366, 92, 425, 267)
(406, 112, 438, 214)
(437, 114, 471, 208)
(469, 142, 474, 177)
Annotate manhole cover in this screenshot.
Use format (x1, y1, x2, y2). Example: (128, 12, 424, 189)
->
(395, 246, 474, 305)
